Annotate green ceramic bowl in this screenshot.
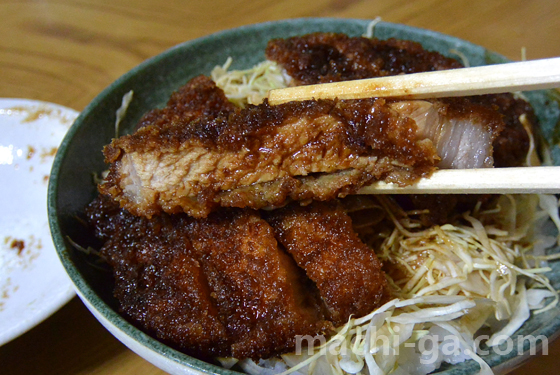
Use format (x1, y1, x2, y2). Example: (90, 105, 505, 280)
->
(48, 18, 560, 375)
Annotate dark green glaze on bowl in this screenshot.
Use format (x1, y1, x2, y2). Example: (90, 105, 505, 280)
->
(48, 18, 560, 375)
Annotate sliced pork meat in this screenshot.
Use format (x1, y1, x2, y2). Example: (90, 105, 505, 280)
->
(100, 90, 507, 218)
(265, 201, 389, 326)
(86, 195, 333, 360)
(390, 98, 504, 168)
(469, 93, 534, 167)
(266, 33, 533, 167)
(100, 95, 442, 218)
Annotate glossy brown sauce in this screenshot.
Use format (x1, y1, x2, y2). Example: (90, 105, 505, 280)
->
(265, 33, 463, 84)
(87, 195, 338, 359)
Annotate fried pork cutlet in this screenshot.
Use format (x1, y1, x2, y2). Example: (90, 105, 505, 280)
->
(86, 195, 229, 359)
(266, 201, 388, 326)
(98, 33, 529, 219)
(86, 195, 335, 360)
(100, 95, 443, 219)
(187, 208, 332, 359)
(100, 92, 505, 219)
(99, 93, 505, 219)
(266, 32, 532, 168)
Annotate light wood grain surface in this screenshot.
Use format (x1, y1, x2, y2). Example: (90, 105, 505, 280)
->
(1, 0, 560, 374)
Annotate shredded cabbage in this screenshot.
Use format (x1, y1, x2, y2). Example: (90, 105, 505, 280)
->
(115, 90, 133, 138)
(211, 57, 291, 107)
(362, 17, 383, 39)
(375, 195, 559, 314)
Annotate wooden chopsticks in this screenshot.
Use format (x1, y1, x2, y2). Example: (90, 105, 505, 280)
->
(266, 58, 560, 195)
(357, 166, 560, 195)
(267, 57, 560, 105)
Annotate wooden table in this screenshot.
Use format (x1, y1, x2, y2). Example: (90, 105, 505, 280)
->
(1, 0, 559, 374)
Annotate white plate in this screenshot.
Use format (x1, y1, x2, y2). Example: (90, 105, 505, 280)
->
(0, 98, 77, 346)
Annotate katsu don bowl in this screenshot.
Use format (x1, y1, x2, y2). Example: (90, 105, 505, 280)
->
(48, 18, 560, 375)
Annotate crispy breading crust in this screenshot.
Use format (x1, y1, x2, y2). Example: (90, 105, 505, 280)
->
(87, 195, 336, 360)
(265, 33, 463, 85)
(266, 201, 388, 325)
